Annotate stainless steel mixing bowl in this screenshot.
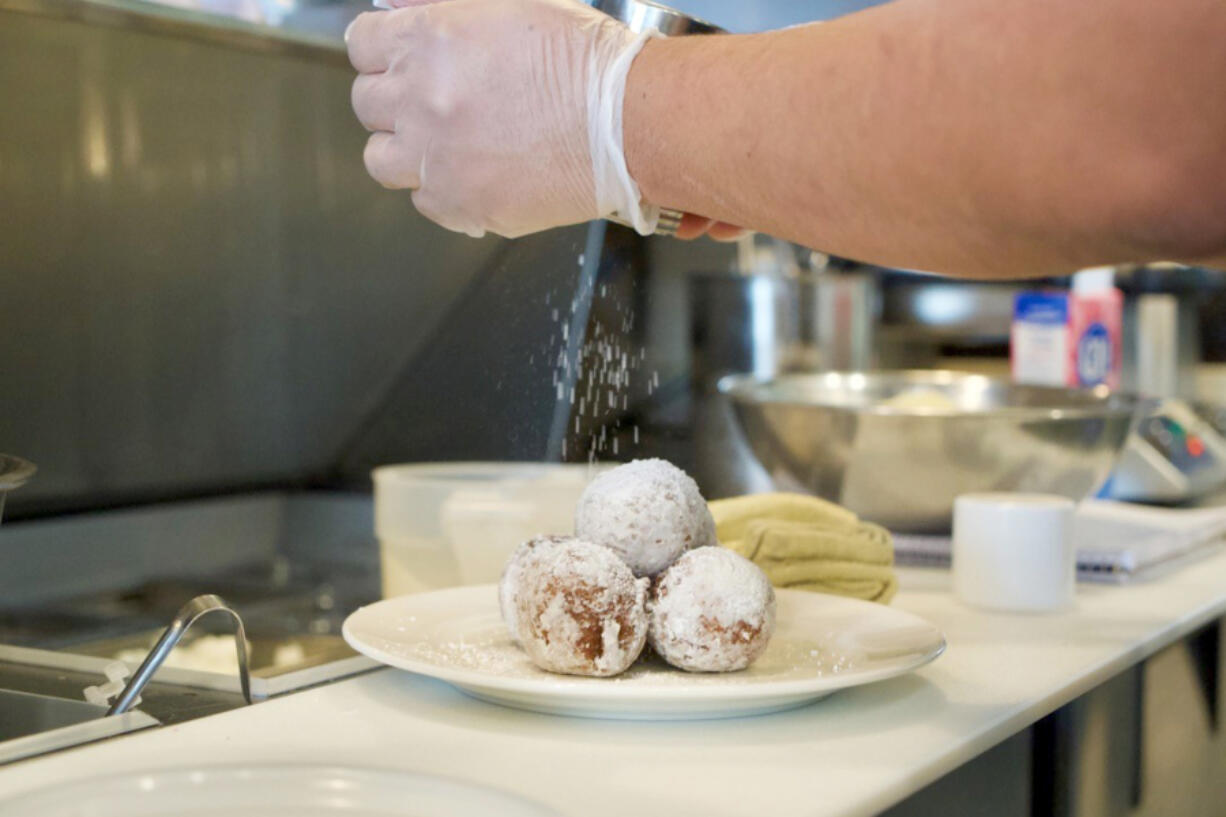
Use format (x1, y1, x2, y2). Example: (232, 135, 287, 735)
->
(719, 371, 1144, 532)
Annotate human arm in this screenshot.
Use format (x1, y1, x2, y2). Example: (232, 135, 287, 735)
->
(346, 0, 1226, 276)
(624, 0, 1226, 277)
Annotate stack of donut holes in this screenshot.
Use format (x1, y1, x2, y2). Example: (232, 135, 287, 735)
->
(499, 459, 776, 677)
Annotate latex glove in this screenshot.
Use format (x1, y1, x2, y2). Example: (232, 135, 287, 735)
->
(346, 0, 660, 239)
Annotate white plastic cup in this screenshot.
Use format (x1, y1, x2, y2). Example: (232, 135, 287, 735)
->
(373, 462, 604, 596)
(952, 493, 1076, 612)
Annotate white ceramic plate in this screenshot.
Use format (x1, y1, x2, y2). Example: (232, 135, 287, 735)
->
(343, 585, 946, 720)
(0, 765, 560, 817)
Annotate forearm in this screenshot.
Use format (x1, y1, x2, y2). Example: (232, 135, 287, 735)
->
(624, 0, 1226, 278)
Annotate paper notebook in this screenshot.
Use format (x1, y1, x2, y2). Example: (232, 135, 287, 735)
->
(893, 501, 1226, 583)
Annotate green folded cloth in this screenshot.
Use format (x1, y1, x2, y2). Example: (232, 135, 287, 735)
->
(709, 493, 898, 604)
(709, 492, 859, 542)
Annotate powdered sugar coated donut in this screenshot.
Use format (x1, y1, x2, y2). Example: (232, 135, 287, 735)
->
(649, 547, 776, 673)
(575, 459, 716, 577)
(499, 534, 571, 643)
(514, 538, 649, 677)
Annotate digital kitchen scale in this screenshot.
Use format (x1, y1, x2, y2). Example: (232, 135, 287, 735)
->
(1104, 399, 1226, 503)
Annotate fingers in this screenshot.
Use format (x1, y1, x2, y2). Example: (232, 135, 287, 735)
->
(346, 11, 396, 73)
(364, 132, 420, 189)
(346, 1, 452, 73)
(674, 213, 714, 240)
(346, 9, 425, 74)
(672, 213, 752, 242)
(412, 188, 487, 239)
(351, 73, 397, 133)
(708, 222, 752, 242)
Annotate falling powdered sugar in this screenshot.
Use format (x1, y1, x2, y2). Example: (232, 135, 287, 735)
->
(541, 259, 652, 465)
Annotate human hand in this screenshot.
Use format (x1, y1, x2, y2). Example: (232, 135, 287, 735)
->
(674, 214, 751, 242)
(346, 0, 661, 239)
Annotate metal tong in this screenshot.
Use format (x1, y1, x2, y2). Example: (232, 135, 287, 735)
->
(107, 594, 253, 715)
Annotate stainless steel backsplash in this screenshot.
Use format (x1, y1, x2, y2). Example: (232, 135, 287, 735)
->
(0, 4, 591, 516)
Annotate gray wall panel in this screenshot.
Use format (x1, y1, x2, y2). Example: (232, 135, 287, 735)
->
(0, 9, 526, 513)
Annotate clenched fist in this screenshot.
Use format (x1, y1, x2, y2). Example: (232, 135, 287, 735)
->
(346, 0, 660, 238)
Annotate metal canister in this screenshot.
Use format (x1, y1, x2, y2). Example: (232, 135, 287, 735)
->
(687, 268, 812, 498)
(592, 0, 722, 36)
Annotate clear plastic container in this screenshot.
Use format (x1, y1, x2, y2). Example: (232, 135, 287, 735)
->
(373, 462, 605, 597)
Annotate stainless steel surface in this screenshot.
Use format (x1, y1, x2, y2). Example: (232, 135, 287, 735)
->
(690, 273, 807, 381)
(108, 594, 251, 715)
(721, 371, 1142, 532)
(0, 688, 114, 741)
(1118, 267, 1204, 399)
(880, 277, 1020, 344)
(3, 558, 374, 669)
(604, 210, 687, 236)
(813, 256, 878, 371)
(0, 8, 596, 516)
(592, 0, 721, 36)
(798, 265, 1030, 372)
(0, 0, 352, 57)
(0, 656, 240, 764)
(0, 493, 376, 717)
(0, 494, 378, 760)
(688, 271, 810, 497)
(602, 0, 888, 34)
(654, 208, 685, 236)
(1103, 262, 1218, 398)
(0, 492, 377, 608)
(0, 687, 158, 765)
(1132, 294, 1182, 398)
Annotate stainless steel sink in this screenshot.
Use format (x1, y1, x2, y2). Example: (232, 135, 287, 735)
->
(0, 493, 380, 765)
(0, 658, 248, 766)
(0, 689, 108, 739)
(0, 687, 158, 765)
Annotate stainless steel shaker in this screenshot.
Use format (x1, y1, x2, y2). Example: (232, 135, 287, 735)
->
(593, 0, 722, 36)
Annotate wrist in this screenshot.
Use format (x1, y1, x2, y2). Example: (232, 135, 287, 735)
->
(594, 27, 661, 235)
(622, 33, 738, 219)
(622, 35, 680, 209)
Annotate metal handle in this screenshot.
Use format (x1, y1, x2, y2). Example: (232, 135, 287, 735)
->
(605, 209, 684, 236)
(107, 594, 252, 715)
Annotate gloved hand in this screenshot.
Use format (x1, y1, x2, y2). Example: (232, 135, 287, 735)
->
(346, 0, 660, 239)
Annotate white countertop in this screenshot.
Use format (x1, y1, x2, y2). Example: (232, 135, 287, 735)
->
(4, 549, 1226, 817)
